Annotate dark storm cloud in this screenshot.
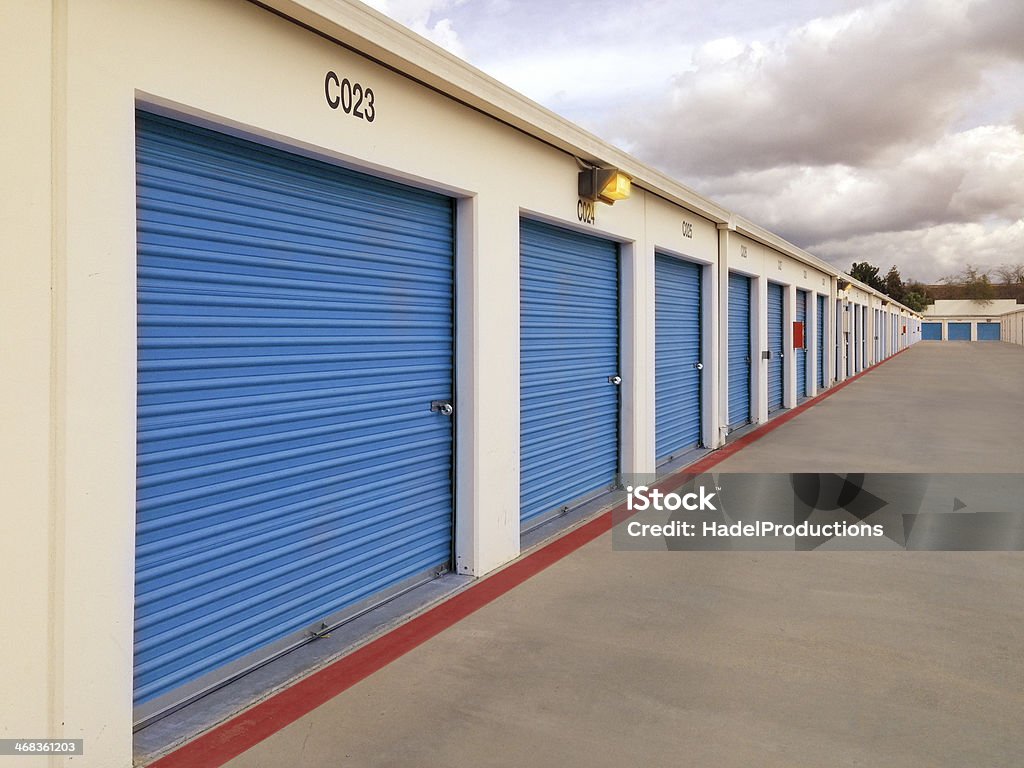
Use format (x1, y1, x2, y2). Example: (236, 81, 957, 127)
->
(623, 0, 1024, 177)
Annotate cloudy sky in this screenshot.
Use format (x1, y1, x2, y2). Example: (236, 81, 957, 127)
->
(364, 0, 1024, 282)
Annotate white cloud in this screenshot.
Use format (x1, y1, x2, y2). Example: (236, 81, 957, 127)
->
(702, 125, 1024, 244)
(619, 0, 1024, 175)
(362, 0, 469, 57)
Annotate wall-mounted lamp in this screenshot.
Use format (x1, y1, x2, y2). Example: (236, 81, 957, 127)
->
(579, 167, 631, 205)
(836, 279, 850, 291)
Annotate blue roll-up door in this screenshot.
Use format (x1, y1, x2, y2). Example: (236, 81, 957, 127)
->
(851, 305, 859, 372)
(795, 289, 807, 400)
(922, 322, 942, 340)
(861, 306, 867, 368)
(977, 323, 1000, 341)
(767, 283, 784, 412)
(655, 254, 702, 461)
(134, 113, 455, 716)
(728, 273, 752, 430)
(835, 300, 842, 380)
(948, 322, 971, 341)
(875, 309, 881, 358)
(817, 295, 826, 390)
(844, 306, 852, 377)
(520, 219, 619, 527)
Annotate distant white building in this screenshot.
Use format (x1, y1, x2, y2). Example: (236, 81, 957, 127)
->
(920, 299, 1021, 340)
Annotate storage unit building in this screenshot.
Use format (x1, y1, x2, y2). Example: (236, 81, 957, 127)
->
(4, 1, 923, 763)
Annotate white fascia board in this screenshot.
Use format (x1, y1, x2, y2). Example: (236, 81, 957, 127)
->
(252, 0, 731, 224)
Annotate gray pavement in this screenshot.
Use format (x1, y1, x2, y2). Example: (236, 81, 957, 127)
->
(225, 343, 1024, 768)
(719, 341, 1024, 473)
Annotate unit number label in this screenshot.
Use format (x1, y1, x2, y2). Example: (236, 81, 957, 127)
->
(325, 71, 376, 122)
(578, 199, 596, 225)
(681, 220, 694, 239)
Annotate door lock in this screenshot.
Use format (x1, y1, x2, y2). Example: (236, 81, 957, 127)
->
(693, 362, 704, 370)
(430, 400, 454, 416)
(608, 375, 622, 386)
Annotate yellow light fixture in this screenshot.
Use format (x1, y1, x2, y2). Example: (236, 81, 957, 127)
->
(579, 167, 632, 205)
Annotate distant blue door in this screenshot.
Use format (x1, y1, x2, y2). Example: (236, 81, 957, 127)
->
(947, 322, 971, 341)
(922, 322, 942, 340)
(656, 255, 703, 461)
(728, 273, 752, 430)
(852, 305, 860, 372)
(977, 323, 1000, 341)
(861, 306, 868, 367)
(795, 290, 808, 400)
(767, 283, 785, 412)
(520, 219, 619, 528)
(817, 295, 826, 389)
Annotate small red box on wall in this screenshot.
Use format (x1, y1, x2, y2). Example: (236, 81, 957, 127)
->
(792, 321, 805, 349)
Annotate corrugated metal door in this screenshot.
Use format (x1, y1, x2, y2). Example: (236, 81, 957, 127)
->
(767, 282, 784, 412)
(860, 306, 867, 368)
(922, 322, 941, 340)
(817, 294, 826, 389)
(876, 309, 884, 360)
(884, 313, 889, 353)
(655, 254, 702, 460)
(940, 319, 961, 339)
(835, 300, 842, 379)
(520, 219, 619, 527)
(977, 323, 1000, 341)
(851, 305, 859, 372)
(728, 273, 752, 430)
(795, 289, 807, 400)
(844, 307, 851, 376)
(134, 113, 455, 716)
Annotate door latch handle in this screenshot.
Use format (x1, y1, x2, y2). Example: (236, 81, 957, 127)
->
(430, 400, 454, 416)
(608, 375, 622, 386)
(693, 362, 704, 370)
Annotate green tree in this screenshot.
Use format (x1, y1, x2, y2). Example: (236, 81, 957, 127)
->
(901, 280, 931, 312)
(849, 261, 885, 291)
(883, 265, 906, 304)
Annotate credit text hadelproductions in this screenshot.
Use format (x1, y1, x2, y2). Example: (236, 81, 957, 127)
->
(624, 485, 884, 538)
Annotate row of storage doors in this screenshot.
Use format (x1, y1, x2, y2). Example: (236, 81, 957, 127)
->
(922, 322, 1000, 341)
(134, 113, 715, 722)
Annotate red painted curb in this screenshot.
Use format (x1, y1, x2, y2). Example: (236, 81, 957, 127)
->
(148, 345, 913, 767)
